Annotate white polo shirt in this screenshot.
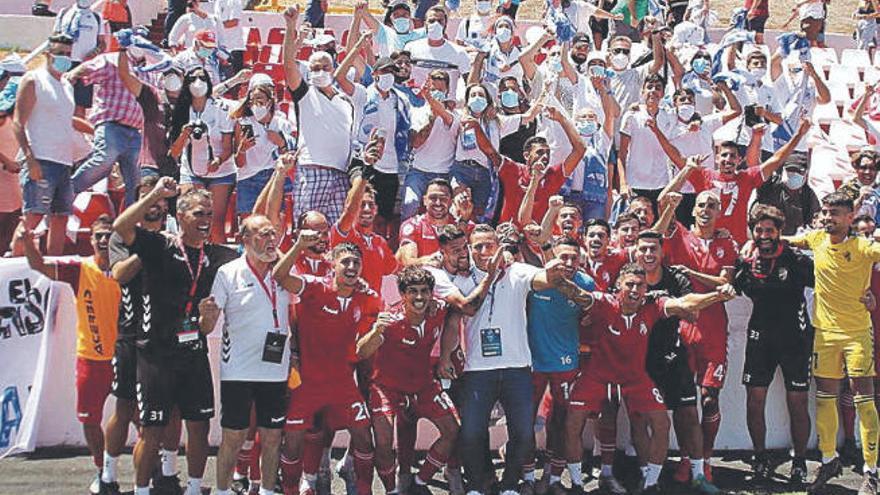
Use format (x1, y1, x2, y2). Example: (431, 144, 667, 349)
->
(668, 112, 724, 193)
(411, 107, 459, 174)
(211, 255, 292, 382)
(54, 7, 106, 62)
(290, 80, 354, 172)
(620, 106, 677, 190)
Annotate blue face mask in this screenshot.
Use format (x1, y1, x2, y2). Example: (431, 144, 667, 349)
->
(51, 54, 72, 73)
(197, 47, 214, 59)
(576, 120, 598, 136)
(691, 57, 709, 75)
(392, 17, 412, 34)
(549, 57, 563, 73)
(431, 90, 446, 101)
(500, 89, 519, 107)
(468, 95, 488, 114)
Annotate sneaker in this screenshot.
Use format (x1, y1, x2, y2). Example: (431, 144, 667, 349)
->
(673, 458, 691, 483)
(807, 457, 843, 494)
(316, 468, 331, 495)
(691, 474, 720, 494)
(154, 474, 184, 495)
(752, 452, 773, 480)
(98, 480, 122, 495)
(408, 483, 433, 495)
(790, 458, 808, 487)
(444, 467, 465, 495)
(31, 2, 57, 16)
(89, 474, 101, 495)
(335, 458, 357, 495)
(841, 438, 861, 466)
(859, 470, 880, 495)
(598, 474, 627, 494)
(231, 476, 249, 494)
(519, 480, 536, 495)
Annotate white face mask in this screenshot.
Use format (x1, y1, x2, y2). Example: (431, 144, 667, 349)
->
(610, 52, 629, 70)
(750, 67, 767, 81)
(309, 70, 332, 88)
(189, 79, 208, 98)
(476, 0, 492, 14)
(377, 73, 395, 92)
(782, 169, 806, 189)
(495, 26, 512, 44)
(251, 104, 270, 121)
(77, 0, 91, 9)
(427, 21, 445, 41)
(677, 104, 695, 121)
(164, 74, 182, 92)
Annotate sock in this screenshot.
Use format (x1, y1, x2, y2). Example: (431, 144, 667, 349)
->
(302, 431, 324, 485)
(867, 465, 878, 474)
(644, 463, 662, 487)
(601, 463, 613, 477)
(522, 464, 536, 482)
(550, 456, 566, 482)
(816, 391, 841, 461)
(102, 453, 119, 483)
(259, 488, 275, 495)
(624, 442, 637, 457)
(236, 440, 254, 478)
(855, 394, 880, 468)
(184, 477, 201, 495)
(841, 388, 857, 440)
(353, 449, 375, 495)
(692, 458, 705, 479)
(250, 435, 262, 483)
(417, 449, 448, 484)
(376, 459, 398, 492)
(161, 448, 178, 477)
(397, 418, 417, 474)
(568, 463, 583, 486)
(701, 411, 721, 459)
(280, 454, 303, 495)
(303, 472, 317, 490)
(135, 488, 150, 495)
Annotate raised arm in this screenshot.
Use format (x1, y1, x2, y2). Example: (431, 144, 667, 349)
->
(468, 51, 488, 86)
(517, 165, 544, 226)
(116, 48, 143, 97)
(678, 266, 733, 288)
(111, 255, 143, 285)
(21, 225, 56, 279)
(658, 155, 702, 205)
(546, 106, 586, 176)
(113, 176, 178, 246)
(646, 117, 687, 169)
(649, 32, 666, 74)
(744, 123, 765, 168)
(338, 133, 381, 234)
(282, 7, 304, 91)
(769, 48, 783, 82)
(805, 61, 830, 104)
(665, 283, 736, 318)
(759, 117, 811, 180)
(272, 229, 318, 294)
(518, 27, 554, 81)
(538, 195, 563, 245)
(334, 31, 372, 96)
(253, 151, 297, 229)
(716, 80, 742, 124)
(853, 83, 875, 131)
(652, 191, 683, 235)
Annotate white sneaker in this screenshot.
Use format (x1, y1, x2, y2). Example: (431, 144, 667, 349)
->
(500, 490, 519, 495)
(89, 473, 100, 495)
(445, 467, 466, 495)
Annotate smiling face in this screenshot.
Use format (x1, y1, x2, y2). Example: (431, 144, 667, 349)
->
(553, 243, 581, 279)
(333, 250, 363, 287)
(358, 191, 378, 229)
(693, 192, 720, 229)
(243, 216, 279, 263)
(616, 272, 647, 312)
(470, 230, 499, 271)
(525, 141, 551, 171)
(91, 227, 112, 255)
(301, 212, 330, 255)
(424, 183, 452, 221)
(615, 219, 639, 248)
(629, 200, 655, 228)
(178, 197, 213, 242)
(820, 203, 854, 237)
(715, 144, 740, 176)
(753, 219, 780, 254)
(557, 206, 582, 235)
(855, 155, 878, 186)
(402, 283, 432, 315)
(642, 79, 664, 104)
(635, 237, 662, 272)
(441, 236, 471, 273)
(584, 225, 610, 258)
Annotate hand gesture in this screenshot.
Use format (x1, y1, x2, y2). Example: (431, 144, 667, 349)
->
(25, 155, 42, 181)
(797, 116, 812, 134)
(207, 157, 222, 173)
(421, 79, 435, 101)
(716, 284, 737, 301)
(544, 106, 565, 123)
(460, 116, 479, 131)
(198, 295, 220, 320)
(354, 0, 368, 14)
(660, 191, 682, 211)
(277, 150, 299, 174)
(296, 228, 320, 248)
(373, 312, 396, 333)
(645, 117, 658, 132)
(238, 134, 257, 154)
(548, 195, 564, 209)
(714, 227, 732, 239)
(283, 6, 300, 27)
(235, 68, 253, 83)
(863, 290, 878, 312)
(152, 176, 178, 199)
(685, 154, 706, 169)
(453, 189, 474, 221)
(752, 123, 767, 135)
(355, 30, 373, 49)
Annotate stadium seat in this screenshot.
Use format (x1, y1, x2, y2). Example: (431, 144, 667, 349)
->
(72, 192, 115, 230)
(829, 119, 869, 151)
(244, 45, 260, 66)
(810, 47, 838, 71)
(812, 100, 841, 125)
(841, 49, 871, 72)
(341, 29, 350, 47)
(246, 27, 262, 47)
(267, 27, 286, 45)
(297, 46, 314, 61)
(827, 64, 861, 89)
(824, 79, 852, 105)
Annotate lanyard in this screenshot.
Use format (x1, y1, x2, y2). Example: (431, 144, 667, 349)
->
(246, 257, 279, 328)
(178, 238, 205, 317)
(485, 268, 504, 326)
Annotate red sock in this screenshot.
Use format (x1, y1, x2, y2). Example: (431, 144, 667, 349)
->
(352, 449, 375, 495)
(302, 430, 325, 480)
(701, 412, 721, 459)
(397, 418, 417, 474)
(280, 455, 302, 495)
(597, 419, 616, 466)
(376, 459, 397, 492)
(841, 389, 856, 440)
(236, 440, 253, 478)
(417, 448, 448, 483)
(250, 435, 262, 482)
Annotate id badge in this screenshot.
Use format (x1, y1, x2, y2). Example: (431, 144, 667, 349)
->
(177, 317, 199, 343)
(262, 331, 286, 364)
(479, 327, 502, 357)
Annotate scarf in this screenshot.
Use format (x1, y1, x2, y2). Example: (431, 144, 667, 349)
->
(114, 27, 174, 74)
(360, 85, 413, 165)
(771, 71, 813, 151)
(711, 29, 754, 76)
(562, 134, 607, 204)
(743, 241, 784, 280)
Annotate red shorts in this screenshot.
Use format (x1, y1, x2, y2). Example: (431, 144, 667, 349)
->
(568, 374, 666, 415)
(75, 357, 113, 425)
(686, 338, 727, 389)
(285, 383, 370, 431)
(368, 381, 456, 421)
(532, 370, 578, 412)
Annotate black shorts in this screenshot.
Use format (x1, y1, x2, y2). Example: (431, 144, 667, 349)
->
(650, 349, 698, 410)
(742, 327, 814, 392)
(366, 168, 399, 220)
(137, 351, 214, 426)
(220, 381, 289, 430)
(111, 339, 137, 401)
(746, 15, 768, 33)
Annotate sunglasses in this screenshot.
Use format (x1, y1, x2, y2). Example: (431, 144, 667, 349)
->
(611, 48, 630, 55)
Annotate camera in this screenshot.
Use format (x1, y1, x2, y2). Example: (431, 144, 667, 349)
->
(744, 105, 764, 127)
(190, 120, 208, 140)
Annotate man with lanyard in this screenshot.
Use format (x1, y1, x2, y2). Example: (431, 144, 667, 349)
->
(730, 205, 814, 487)
(206, 215, 291, 495)
(113, 177, 237, 495)
(21, 215, 120, 495)
(398, 178, 473, 266)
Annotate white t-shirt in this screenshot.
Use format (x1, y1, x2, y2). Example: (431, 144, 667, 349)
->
(411, 106, 460, 174)
(668, 113, 724, 193)
(54, 7, 106, 62)
(454, 14, 491, 47)
(458, 262, 539, 372)
(352, 84, 401, 174)
(405, 38, 471, 101)
(236, 113, 295, 180)
(454, 114, 521, 168)
(620, 106, 677, 190)
(719, 77, 780, 151)
(213, 0, 246, 51)
(183, 98, 235, 178)
(558, 0, 599, 34)
(211, 256, 292, 382)
(290, 81, 355, 172)
(482, 43, 524, 92)
(168, 12, 221, 49)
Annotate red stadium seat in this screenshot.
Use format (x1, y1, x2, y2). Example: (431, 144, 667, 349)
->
(267, 27, 286, 45)
(244, 45, 259, 66)
(341, 29, 350, 47)
(297, 46, 314, 61)
(246, 27, 262, 47)
(73, 192, 115, 229)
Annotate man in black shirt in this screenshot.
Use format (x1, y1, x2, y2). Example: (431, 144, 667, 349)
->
(113, 176, 237, 495)
(732, 204, 814, 487)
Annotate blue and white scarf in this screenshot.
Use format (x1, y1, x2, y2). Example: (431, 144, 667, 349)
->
(358, 85, 413, 165)
(711, 29, 755, 76)
(114, 27, 174, 74)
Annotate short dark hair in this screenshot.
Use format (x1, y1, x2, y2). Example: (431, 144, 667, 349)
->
(560, 201, 582, 216)
(617, 262, 647, 282)
(425, 178, 453, 197)
(717, 140, 740, 153)
(178, 188, 212, 213)
(553, 236, 581, 249)
(428, 69, 450, 85)
(637, 230, 663, 244)
(822, 191, 855, 211)
(643, 73, 665, 89)
(48, 33, 74, 45)
(91, 214, 113, 232)
(331, 241, 362, 259)
(629, 196, 654, 209)
(854, 214, 876, 226)
(749, 204, 785, 230)
(672, 88, 695, 100)
(137, 175, 159, 196)
(523, 135, 549, 155)
(584, 218, 611, 235)
(438, 224, 467, 245)
(615, 212, 640, 229)
(397, 265, 436, 292)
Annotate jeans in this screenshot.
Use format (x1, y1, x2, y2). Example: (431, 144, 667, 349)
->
(20, 160, 74, 215)
(401, 168, 449, 220)
(459, 367, 534, 492)
(72, 122, 142, 207)
(450, 161, 493, 219)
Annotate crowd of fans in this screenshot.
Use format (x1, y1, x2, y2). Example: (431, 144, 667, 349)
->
(9, 0, 880, 494)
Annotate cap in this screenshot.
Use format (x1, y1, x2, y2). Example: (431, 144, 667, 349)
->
(387, 0, 412, 11)
(373, 56, 396, 72)
(194, 29, 217, 47)
(249, 73, 275, 90)
(306, 33, 336, 47)
(783, 152, 808, 172)
(572, 32, 591, 45)
(586, 51, 606, 64)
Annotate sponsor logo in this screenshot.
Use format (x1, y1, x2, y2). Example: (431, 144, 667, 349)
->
(321, 305, 339, 315)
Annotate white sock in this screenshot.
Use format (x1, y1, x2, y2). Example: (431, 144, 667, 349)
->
(692, 458, 705, 479)
(866, 465, 878, 474)
(161, 448, 178, 477)
(215, 490, 232, 495)
(259, 488, 275, 495)
(625, 443, 637, 457)
(644, 463, 662, 487)
(102, 453, 119, 483)
(414, 476, 427, 486)
(601, 463, 613, 477)
(567, 463, 583, 486)
(304, 473, 317, 489)
(523, 470, 536, 482)
(135, 488, 150, 495)
(550, 475, 561, 484)
(233, 471, 246, 480)
(640, 465, 648, 478)
(822, 455, 837, 464)
(184, 477, 202, 495)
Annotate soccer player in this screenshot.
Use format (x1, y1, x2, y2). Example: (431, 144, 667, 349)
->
(732, 204, 814, 486)
(22, 215, 120, 494)
(614, 212, 642, 249)
(356, 266, 461, 495)
(581, 218, 629, 291)
(564, 263, 735, 494)
(397, 178, 473, 266)
(273, 240, 381, 495)
(785, 192, 880, 494)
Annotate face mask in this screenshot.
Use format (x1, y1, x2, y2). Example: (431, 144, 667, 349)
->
(392, 17, 412, 34)
(431, 89, 446, 101)
(576, 120, 598, 136)
(589, 64, 606, 78)
(468, 95, 488, 114)
(691, 57, 709, 75)
(51, 54, 72, 73)
(77, 0, 91, 8)
(189, 79, 208, 97)
(427, 21, 445, 41)
(610, 52, 629, 70)
(549, 56, 563, 73)
(782, 170, 806, 189)
(164, 74, 182, 92)
(376, 73, 395, 92)
(309, 70, 332, 88)
(500, 89, 519, 107)
(495, 26, 512, 44)
(197, 47, 214, 59)
(251, 104, 269, 121)
(677, 104, 695, 121)
(476, 0, 492, 14)
(750, 67, 766, 80)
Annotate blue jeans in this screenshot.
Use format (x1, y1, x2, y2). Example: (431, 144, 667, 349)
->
(72, 122, 142, 206)
(20, 160, 74, 215)
(236, 168, 292, 214)
(459, 367, 534, 492)
(450, 161, 493, 219)
(401, 169, 449, 220)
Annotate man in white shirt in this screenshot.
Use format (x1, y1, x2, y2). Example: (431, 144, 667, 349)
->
(206, 215, 290, 495)
(454, 0, 496, 52)
(405, 6, 471, 100)
(168, 0, 221, 51)
(214, 0, 246, 76)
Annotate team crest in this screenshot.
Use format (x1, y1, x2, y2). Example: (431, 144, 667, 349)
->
(639, 322, 648, 335)
(777, 267, 788, 281)
(353, 307, 362, 320)
(715, 247, 725, 258)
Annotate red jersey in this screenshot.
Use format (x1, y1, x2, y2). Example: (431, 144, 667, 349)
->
(583, 292, 668, 384)
(371, 300, 448, 393)
(688, 166, 765, 244)
(665, 222, 738, 345)
(296, 276, 381, 394)
(399, 214, 450, 257)
(293, 254, 332, 277)
(583, 249, 629, 292)
(329, 224, 398, 293)
(498, 158, 567, 225)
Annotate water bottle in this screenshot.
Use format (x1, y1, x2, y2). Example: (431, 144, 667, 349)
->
(461, 127, 477, 151)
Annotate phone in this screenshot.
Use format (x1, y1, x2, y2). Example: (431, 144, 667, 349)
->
(241, 124, 254, 140)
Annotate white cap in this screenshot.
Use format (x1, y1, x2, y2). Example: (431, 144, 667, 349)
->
(248, 73, 274, 89)
(0, 54, 26, 75)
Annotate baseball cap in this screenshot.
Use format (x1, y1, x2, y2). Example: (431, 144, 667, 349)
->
(373, 56, 396, 72)
(783, 152, 808, 172)
(194, 29, 217, 47)
(249, 73, 275, 90)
